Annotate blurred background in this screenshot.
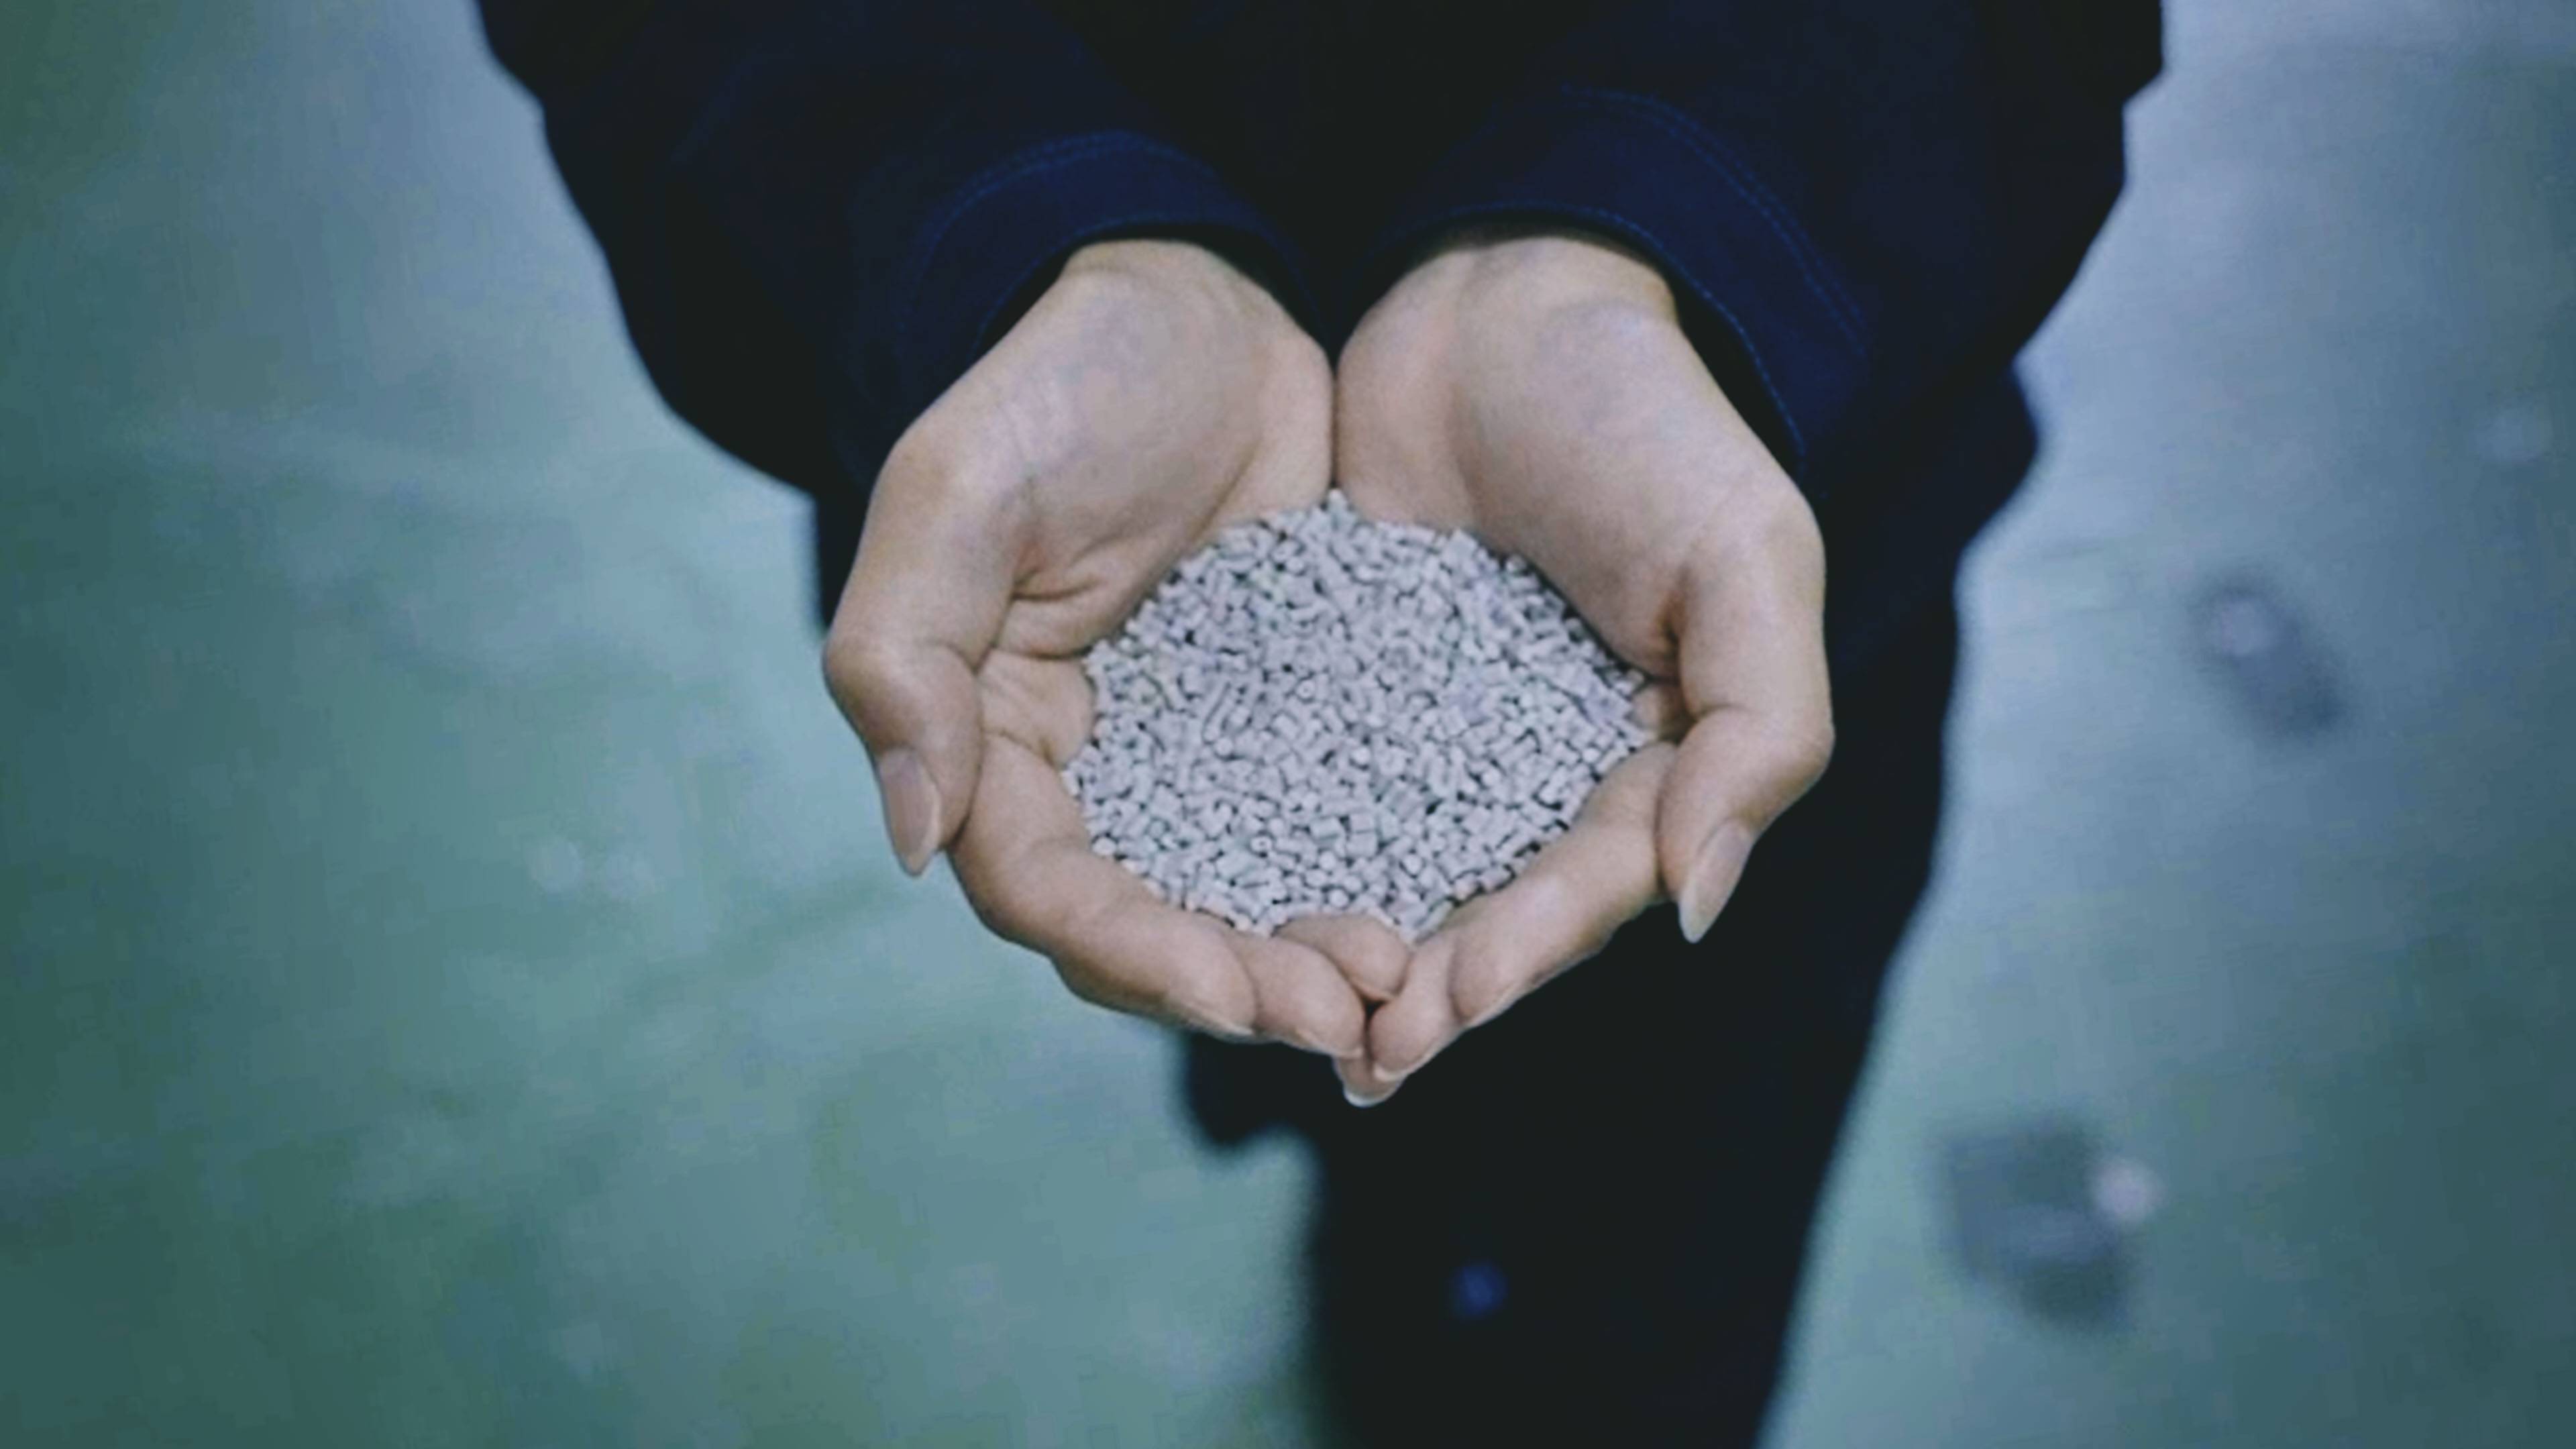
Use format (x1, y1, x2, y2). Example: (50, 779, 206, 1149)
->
(3, 1, 2571, 1444)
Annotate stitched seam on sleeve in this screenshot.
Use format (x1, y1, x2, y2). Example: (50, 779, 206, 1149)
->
(1603, 91, 1869, 338)
(893, 131, 1228, 339)
(1556, 85, 1869, 355)
(961, 206, 1283, 356)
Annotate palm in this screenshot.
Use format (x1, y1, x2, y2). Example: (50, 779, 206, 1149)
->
(1330, 233, 1834, 1099)
(826, 241, 1401, 1058)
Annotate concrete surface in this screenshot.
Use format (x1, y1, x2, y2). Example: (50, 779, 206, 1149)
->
(3, 2, 2569, 1444)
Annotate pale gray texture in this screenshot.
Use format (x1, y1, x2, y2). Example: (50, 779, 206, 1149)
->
(1065, 492, 1650, 941)
(14, 4, 2576, 1445)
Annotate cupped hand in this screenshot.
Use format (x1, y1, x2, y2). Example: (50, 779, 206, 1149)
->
(1328, 231, 1835, 1104)
(823, 239, 1404, 1057)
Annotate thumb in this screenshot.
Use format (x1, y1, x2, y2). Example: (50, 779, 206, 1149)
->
(1657, 505, 1833, 941)
(822, 447, 1017, 875)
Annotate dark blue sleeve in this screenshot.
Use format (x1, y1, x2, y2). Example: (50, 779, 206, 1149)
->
(1356, 1, 2161, 498)
(478, 0, 1312, 502)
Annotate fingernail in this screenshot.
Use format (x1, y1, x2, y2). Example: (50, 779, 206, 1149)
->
(875, 749, 943, 876)
(1677, 821, 1755, 944)
(1343, 1084, 1391, 1109)
(1162, 983, 1258, 1040)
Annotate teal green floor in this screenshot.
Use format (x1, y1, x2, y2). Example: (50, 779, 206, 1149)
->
(4, 3, 2570, 1445)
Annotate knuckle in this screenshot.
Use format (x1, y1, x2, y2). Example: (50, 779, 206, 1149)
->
(819, 633, 904, 716)
(1354, 943, 1408, 996)
(817, 633, 862, 702)
(881, 409, 1026, 523)
(951, 845, 1061, 953)
(1701, 474, 1824, 581)
(1051, 959, 1124, 1013)
(1743, 470, 1824, 545)
(877, 414, 965, 492)
(1730, 708, 1832, 794)
(960, 879, 1034, 950)
(1737, 721, 1833, 818)
(1784, 715, 1836, 783)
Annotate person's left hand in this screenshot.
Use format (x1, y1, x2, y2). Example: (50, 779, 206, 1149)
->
(1325, 230, 1837, 1105)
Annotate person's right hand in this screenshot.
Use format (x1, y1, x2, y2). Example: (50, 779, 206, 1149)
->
(823, 239, 1405, 1057)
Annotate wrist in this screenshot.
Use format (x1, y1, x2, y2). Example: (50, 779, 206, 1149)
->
(1062, 235, 1230, 285)
(1061, 236, 1307, 350)
(1412, 225, 1676, 319)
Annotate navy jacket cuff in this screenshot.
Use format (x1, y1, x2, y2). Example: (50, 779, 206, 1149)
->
(890, 131, 1314, 422)
(1359, 85, 1872, 490)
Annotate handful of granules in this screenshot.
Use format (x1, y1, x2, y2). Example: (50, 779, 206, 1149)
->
(1065, 491, 1650, 941)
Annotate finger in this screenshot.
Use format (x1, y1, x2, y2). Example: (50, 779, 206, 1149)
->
(1234, 932, 1370, 1058)
(822, 443, 1018, 875)
(1660, 502, 1832, 943)
(973, 645, 1372, 1052)
(1660, 713, 1823, 943)
(1277, 914, 1411, 1002)
(1352, 745, 1670, 1104)
(1433, 744, 1669, 1030)
(1633, 680, 1690, 742)
(970, 653, 1370, 1053)
(950, 734, 1260, 1038)
(1346, 934, 1460, 1106)
(1336, 1042, 1402, 1108)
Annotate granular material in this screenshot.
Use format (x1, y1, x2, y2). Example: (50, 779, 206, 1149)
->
(1065, 492, 1649, 941)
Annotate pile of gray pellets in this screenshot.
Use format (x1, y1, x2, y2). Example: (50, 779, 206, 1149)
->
(1065, 492, 1650, 941)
